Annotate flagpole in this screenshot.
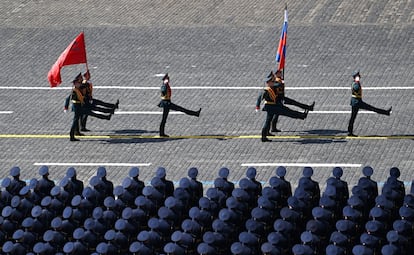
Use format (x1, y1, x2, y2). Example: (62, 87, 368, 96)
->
(83, 30, 89, 71)
(283, 4, 287, 80)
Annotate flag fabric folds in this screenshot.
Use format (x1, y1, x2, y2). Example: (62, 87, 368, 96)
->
(275, 8, 288, 72)
(48, 32, 87, 87)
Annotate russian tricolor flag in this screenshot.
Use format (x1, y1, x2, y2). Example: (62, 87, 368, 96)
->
(275, 7, 288, 72)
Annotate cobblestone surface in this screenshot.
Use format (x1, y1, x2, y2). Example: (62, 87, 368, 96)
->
(0, 0, 413, 191)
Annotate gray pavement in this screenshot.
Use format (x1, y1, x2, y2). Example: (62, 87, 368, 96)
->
(0, 0, 413, 191)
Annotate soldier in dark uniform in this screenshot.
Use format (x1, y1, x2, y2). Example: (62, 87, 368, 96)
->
(297, 167, 320, 209)
(35, 166, 55, 198)
(130, 241, 153, 255)
(156, 167, 175, 199)
(65, 167, 84, 197)
(158, 73, 201, 137)
(80, 70, 118, 132)
(197, 241, 217, 255)
(164, 241, 186, 255)
(8, 166, 26, 196)
(357, 166, 378, 211)
(292, 242, 314, 255)
(256, 72, 308, 142)
(128, 167, 145, 197)
(326, 167, 349, 211)
(96, 167, 114, 199)
(187, 167, 204, 205)
(269, 166, 292, 207)
(68, 74, 86, 141)
(215, 167, 234, 198)
(347, 70, 392, 136)
(66, 73, 112, 141)
(239, 167, 262, 208)
(326, 243, 346, 255)
(383, 167, 405, 210)
(270, 69, 315, 133)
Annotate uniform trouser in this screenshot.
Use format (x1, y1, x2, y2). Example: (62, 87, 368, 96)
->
(347, 100, 389, 134)
(160, 102, 199, 135)
(93, 98, 116, 109)
(80, 103, 112, 129)
(271, 97, 312, 130)
(262, 105, 306, 138)
(70, 104, 82, 138)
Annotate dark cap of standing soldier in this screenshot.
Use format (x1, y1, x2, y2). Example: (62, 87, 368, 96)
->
(276, 166, 287, 178)
(352, 70, 361, 78)
(73, 73, 83, 83)
(265, 73, 274, 83)
(129, 167, 140, 178)
(218, 167, 230, 178)
(188, 167, 198, 179)
(362, 166, 374, 177)
(39, 165, 49, 177)
(10, 166, 21, 177)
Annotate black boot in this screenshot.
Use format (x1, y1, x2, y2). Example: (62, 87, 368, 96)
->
(196, 108, 201, 117)
(261, 129, 271, 142)
(309, 101, 315, 111)
(386, 107, 392, 116)
(81, 118, 90, 132)
(115, 99, 119, 109)
(271, 121, 281, 133)
(347, 124, 356, 137)
(160, 125, 169, 137)
(302, 109, 309, 119)
(70, 130, 80, 141)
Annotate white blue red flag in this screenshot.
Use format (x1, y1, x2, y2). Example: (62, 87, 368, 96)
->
(275, 8, 288, 72)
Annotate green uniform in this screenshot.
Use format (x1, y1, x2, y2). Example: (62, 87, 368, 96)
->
(257, 81, 307, 142)
(158, 79, 200, 137)
(69, 87, 84, 141)
(347, 81, 391, 136)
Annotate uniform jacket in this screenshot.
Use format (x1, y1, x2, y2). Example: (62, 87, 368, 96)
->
(158, 82, 172, 107)
(256, 83, 284, 111)
(350, 81, 362, 106)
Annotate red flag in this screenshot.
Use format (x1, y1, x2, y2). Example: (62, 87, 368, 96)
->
(48, 32, 87, 87)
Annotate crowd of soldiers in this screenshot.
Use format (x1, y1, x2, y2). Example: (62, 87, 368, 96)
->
(0, 164, 412, 254)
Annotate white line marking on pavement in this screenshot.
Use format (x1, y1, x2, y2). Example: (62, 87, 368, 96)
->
(241, 163, 362, 168)
(34, 162, 152, 167)
(113, 111, 373, 115)
(1, 86, 413, 90)
(0, 111, 13, 114)
(114, 111, 184, 115)
(311, 111, 376, 114)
